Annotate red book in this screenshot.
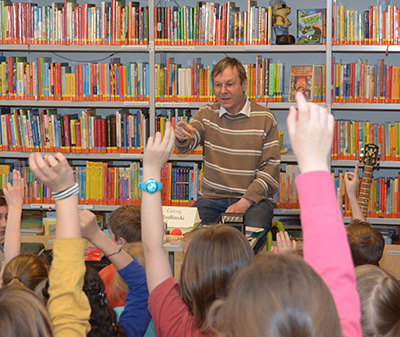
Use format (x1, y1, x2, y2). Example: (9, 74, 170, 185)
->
(5, 114, 13, 148)
(81, 4, 95, 45)
(78, 64, 83, 99)
(75, 120, 82, 148)
(369, 6, 373, 45)
(63, 114, 71, 147)
(100, 118, 106, 149)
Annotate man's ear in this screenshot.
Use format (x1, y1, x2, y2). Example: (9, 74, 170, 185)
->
(118, 237, 128, 247)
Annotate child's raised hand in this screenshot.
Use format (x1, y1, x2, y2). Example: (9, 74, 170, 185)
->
(270, 231, 297, 253)
(287, 92, 334, 173)
(78, 209, 101, 243)
(143, 121, 175, 172)
(344, 163, 359, 199)
(28, 153, 74, 193)
(3, 169, 23, 209)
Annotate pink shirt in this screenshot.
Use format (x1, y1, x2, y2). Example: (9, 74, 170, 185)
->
(296, 171, 362, 337)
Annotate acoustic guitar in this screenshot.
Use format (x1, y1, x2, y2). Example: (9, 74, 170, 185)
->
(358, 144, 379, 219)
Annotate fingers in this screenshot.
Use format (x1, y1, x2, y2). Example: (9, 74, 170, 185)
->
(295, 92, 310, 122)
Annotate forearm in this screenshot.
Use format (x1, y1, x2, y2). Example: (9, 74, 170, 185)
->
(141, 167, 172, 292)
(348, 195, 365, 221)
(89, 230, 132, 270)
(3, 205, 22, 265)
(55, 194, 80, 239)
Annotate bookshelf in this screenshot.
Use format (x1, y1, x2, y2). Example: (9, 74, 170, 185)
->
(0, 0, 399, 231)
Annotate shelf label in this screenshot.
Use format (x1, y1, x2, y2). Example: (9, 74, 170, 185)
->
(157, 102, 189, 107)
(158, 46, 195, 51)
(78, 205, 94, 210)
(121, 45, 147, 50)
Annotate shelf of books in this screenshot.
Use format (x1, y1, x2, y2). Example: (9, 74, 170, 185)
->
(0, 45, 149, 52)
(155, 45, 326, 52)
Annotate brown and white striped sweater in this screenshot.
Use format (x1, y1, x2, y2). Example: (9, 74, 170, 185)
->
(175, 101, 281, 205)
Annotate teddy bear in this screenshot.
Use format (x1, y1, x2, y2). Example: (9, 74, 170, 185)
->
(270, 0, 295, 45)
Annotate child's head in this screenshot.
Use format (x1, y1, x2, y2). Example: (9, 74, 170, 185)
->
(3, 254, 48, 291)
(112, 242, 145, 302)
(108, 205, 141, 246)
(355, 264, 400, 337)
(346, 219, 385, 267)
(0, 189, 8, 241)
(209, 252, 341, 337)
(180, 224, 254, 334)
(0, 285, 53, 337)
(83, 267, 127, 337)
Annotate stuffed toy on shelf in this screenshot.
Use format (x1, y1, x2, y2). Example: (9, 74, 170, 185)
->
(270, 0, 296, 45)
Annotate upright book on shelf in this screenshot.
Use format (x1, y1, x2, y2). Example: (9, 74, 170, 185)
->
(289, 65, 314, 102)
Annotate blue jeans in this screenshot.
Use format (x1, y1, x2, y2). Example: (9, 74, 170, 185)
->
(193, 197, 273, 231)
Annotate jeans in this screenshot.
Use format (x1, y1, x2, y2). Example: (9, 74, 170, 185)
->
(193, 197, 273, 231)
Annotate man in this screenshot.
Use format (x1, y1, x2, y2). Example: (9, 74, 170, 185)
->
(175, 57, 280, 233)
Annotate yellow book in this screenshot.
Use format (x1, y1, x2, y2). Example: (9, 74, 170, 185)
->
(43, 217, 57, 236)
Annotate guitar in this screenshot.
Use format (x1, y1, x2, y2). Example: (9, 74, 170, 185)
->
(358, 144, 379, 219)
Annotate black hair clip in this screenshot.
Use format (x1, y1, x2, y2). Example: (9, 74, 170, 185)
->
(99, 291, 108, 306)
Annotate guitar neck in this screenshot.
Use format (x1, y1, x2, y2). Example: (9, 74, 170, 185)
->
(358, 165, 373, 219)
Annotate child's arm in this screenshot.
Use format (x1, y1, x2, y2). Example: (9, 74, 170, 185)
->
(0, 169, 23, 281)
(344, 163, 365, 221)
(78, 209, 132, 269)
(29, 153, 91, 337)
(141, 122, 175, 293)
(287, 93, 362, 337)
(78, 209, 150, 337)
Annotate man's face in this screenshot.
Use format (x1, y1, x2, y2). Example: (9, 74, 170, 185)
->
(213, 66, 247, 114)
(0, 205, 8, 241)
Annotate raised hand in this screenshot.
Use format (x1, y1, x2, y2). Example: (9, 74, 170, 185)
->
(175, 121, 196, 142)
(270, 231, 297, 253)
(287, 92, 334, 173)
(28, 153, 74, 193)
(78, 209, 102, 244)
(344, 163, 360, 199)
(3, 169, 23, 210)
(143, 121, 176, 173)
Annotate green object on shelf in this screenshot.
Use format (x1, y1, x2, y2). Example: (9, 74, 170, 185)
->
(266, 219, 286, 252)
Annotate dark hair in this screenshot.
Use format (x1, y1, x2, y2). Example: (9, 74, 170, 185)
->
(3, 254, 48, 291)
(83, 267, 127, 337)
(209, 253, 342, 337)
(346, 220, 385, 267)
(0, 189, 7, 207)
(356, 265, 400, 337)
(108, 205, 141, 243)
(180, 224, 254, 334)
(0, 285, 53, 337)
(211, 57, 247, 85)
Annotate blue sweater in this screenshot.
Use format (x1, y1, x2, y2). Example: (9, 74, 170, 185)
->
(118, 259, 151, 337)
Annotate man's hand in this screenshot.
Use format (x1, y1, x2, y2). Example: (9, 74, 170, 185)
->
(3, 170, 23, 210)
(28, 153, 75, 193)
(225, 198, 252, 214)
(344, 163, 359, 200)
(287, 92, 334, 174)
(78, 209, 102, 244)
(175, 121, 196, 142)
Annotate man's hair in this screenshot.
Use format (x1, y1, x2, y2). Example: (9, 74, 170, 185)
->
(356, 265, 400, 337)
(211, 57, 247, 85)
(3, 254, 48, 291)
(346, 219, 385, 267)
(180, 224, 254, 334)
(108, 205, 141, 243)
(0, 286, 54, 337)
(209, 253, 341, 337)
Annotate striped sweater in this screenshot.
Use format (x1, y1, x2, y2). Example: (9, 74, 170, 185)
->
(175, 101, 281, 205)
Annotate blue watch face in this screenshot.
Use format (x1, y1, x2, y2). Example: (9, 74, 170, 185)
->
(146, 181, 158, 192)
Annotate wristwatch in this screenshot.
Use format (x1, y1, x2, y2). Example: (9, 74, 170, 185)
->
(138, 179, 163, 193)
